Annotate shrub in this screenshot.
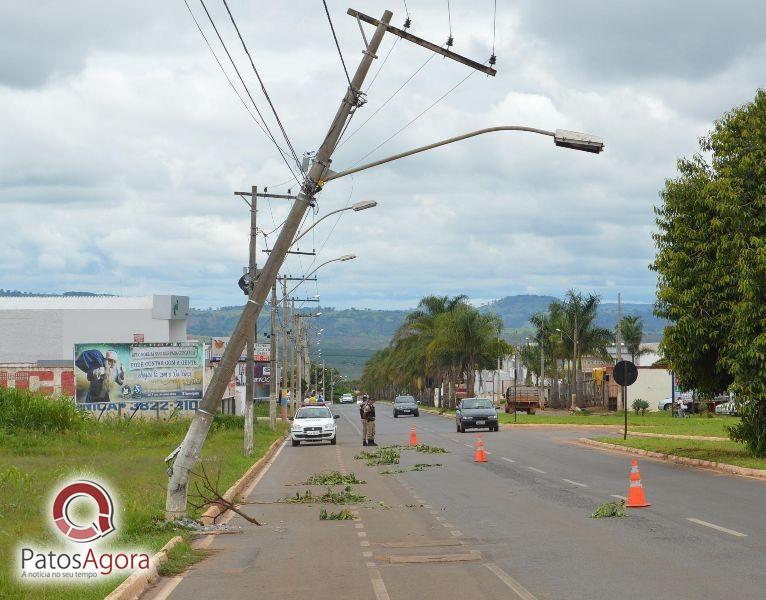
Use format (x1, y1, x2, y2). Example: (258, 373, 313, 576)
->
(0, 388, 88, 432)
(632, 398, 649, 416)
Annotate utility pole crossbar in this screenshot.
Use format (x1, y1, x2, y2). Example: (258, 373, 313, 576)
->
(347, 9, 497, 77)
(235, 191, 298, 200)
(263, 249, 317, 256)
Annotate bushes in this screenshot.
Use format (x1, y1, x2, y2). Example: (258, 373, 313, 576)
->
(0, 388, 87, 432)
(632, 398, 649, 416)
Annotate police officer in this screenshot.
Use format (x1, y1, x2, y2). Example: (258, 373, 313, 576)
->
(362, 397, 377, 446)
(359, 396, 368, 446)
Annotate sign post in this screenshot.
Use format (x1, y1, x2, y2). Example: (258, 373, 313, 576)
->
(614, 360, 638, 440)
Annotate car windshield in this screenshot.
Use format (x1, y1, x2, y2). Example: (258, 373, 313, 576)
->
(395, 396, 415, 403)
(295, 407, 332, 419)
(462, 399, 493, 409)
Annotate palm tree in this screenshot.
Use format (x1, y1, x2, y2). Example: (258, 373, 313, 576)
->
(429, 305, 508, 406)
(551, 291, 613, 409)
(620, 315, 649, 364)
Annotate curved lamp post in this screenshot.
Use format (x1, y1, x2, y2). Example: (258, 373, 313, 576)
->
(288, 254, 356, 295)
(292, 201, 377, 247)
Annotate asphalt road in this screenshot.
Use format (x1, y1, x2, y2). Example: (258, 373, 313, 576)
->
(145, 404, 766, 600)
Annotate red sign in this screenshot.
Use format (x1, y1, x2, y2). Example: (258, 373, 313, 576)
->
(133, 333, 144, 343)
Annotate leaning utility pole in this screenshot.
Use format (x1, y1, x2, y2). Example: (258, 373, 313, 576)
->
(244, 185, 257, 455)
(268, 282, 277, 430)
(166, 7, 497, 519)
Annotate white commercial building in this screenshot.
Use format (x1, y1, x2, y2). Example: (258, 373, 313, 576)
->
(0, 295, 189, 363)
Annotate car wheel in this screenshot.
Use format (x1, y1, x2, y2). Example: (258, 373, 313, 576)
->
(393, 412, 398, 418)
(330, 436, 337, 445)
(459, 423, 466, 433)
(414, 411, 419, 417)
(292, 439, 300, 447)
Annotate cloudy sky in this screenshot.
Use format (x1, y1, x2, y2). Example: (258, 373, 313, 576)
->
(1, 1, 764, 309)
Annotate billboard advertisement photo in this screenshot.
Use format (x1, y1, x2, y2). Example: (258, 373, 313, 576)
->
(74, 342, 204, 413)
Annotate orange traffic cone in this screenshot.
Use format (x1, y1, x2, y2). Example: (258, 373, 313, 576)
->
(626, 459, 651, 508)
(409, 426, 419, 447)
(474, 435, 488, 462)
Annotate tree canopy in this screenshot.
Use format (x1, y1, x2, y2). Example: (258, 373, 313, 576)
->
(652, 89, 766, 454)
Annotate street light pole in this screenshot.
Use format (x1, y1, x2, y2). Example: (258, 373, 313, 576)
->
(164, 11, 393, 519)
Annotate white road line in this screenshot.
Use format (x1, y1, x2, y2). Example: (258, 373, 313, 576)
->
(450, 530, 463, 537)
(368, 563, 392, 600)
(363, 551, 373, 558)
(501, 457, 516, 463)
(464, 444, 473, 448)
(357, 531, 367, 538)
(360, 540, 371, 547)
(152, 576, 184, 600)
(562, 478, 589, 488)
(485, 563, 538, 600)
(527, 467, 546, 474)
(610, 494, 627, 501)
(450, 438, 461, 443)
(686, 518, 747, 537)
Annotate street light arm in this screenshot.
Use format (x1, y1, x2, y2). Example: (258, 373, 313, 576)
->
(292, 207, 346, 247)
(322, 126, 557, 183)
(287, 254, 356, 295)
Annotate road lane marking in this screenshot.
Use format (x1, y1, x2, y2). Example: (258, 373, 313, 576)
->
(367, 563, 392, 600)
(610, 494, 627, 501)
(501, 457, 516, 463)
(562, 478, 588, 488)
(527, 467, 546, 474)
(464, 444, 473, 448)
(152, 576, 184, 600)
(485, 563, 538, 600)
(450, 438, 461, 443)
(450, 530, 463, 537)
(358, 531, 367, 537)
(442, 523, 455, 528)
(355, 523, 364, 529)
(363, 551, 373, 558)
(686, 518, 747, 537)
(360, 540, 371, 547)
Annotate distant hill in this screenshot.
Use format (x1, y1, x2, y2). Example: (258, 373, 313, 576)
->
(0, 289, 113, 297)
(187, 295, 667, 377)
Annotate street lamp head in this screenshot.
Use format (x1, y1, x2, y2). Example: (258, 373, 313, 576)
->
(554, 129, 604, 154)
(340, 254, 356, 261)
(352, 200, 378, 212)
(555, 328, 562, 332)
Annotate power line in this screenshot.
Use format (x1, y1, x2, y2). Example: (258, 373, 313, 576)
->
(336, 54, 434, 151)
(221, 0, 304, 177)
(182, 0, 276, 143)
(197, 0, 300, 181)
(351, 68, 478, 168)
(490, 0, 497, 65)
(321, 0, 353, 90)
(364, 37, 400, 94)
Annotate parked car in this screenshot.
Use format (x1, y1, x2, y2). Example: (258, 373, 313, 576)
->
(393, 395, 419, 418)
(456, 397, 499, 432)
(339, 393, 354, 404)
(290, 405, 339, 446)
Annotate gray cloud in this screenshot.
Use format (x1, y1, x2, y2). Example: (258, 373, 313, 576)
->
(0, 0, 761, 311)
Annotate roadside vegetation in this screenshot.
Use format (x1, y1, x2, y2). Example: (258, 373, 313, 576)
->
(361, 295, 509, 408)
(0, 388, 285, 600)
(653, 89, 766, 456)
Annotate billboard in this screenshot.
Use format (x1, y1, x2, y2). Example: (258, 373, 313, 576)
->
(210, 337, 269, 362)
(74, 342, 204, 413)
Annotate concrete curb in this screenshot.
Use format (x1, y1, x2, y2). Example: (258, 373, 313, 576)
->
(579, 438, 766, 480)
(105, 433, 285, 600)
(626, 431, 729, 442)
(104, 535, 183, 600)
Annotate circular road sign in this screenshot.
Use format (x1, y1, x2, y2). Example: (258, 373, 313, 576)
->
(613, 360, 638, 386)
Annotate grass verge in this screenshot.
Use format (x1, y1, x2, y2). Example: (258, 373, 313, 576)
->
(499, 410, 738, 437)
(0, 400, 285, 600)
(594, 436, 766, 470)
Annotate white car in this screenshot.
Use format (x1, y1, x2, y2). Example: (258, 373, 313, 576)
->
(290, 405, 339, 446)
(339, 393, 354, 404)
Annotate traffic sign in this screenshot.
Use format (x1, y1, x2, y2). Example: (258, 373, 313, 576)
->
(613, 360, 638, 386)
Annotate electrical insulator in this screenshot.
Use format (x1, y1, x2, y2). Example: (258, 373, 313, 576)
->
(446, 36, 454, 47)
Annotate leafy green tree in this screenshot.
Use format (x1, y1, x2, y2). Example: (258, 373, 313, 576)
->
(653, 89, 766, 454)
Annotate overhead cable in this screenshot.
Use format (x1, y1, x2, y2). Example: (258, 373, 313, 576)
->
(221, 0, 305, 177)
(197, 0, 300, 181)
(321, 0, 353, 91)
